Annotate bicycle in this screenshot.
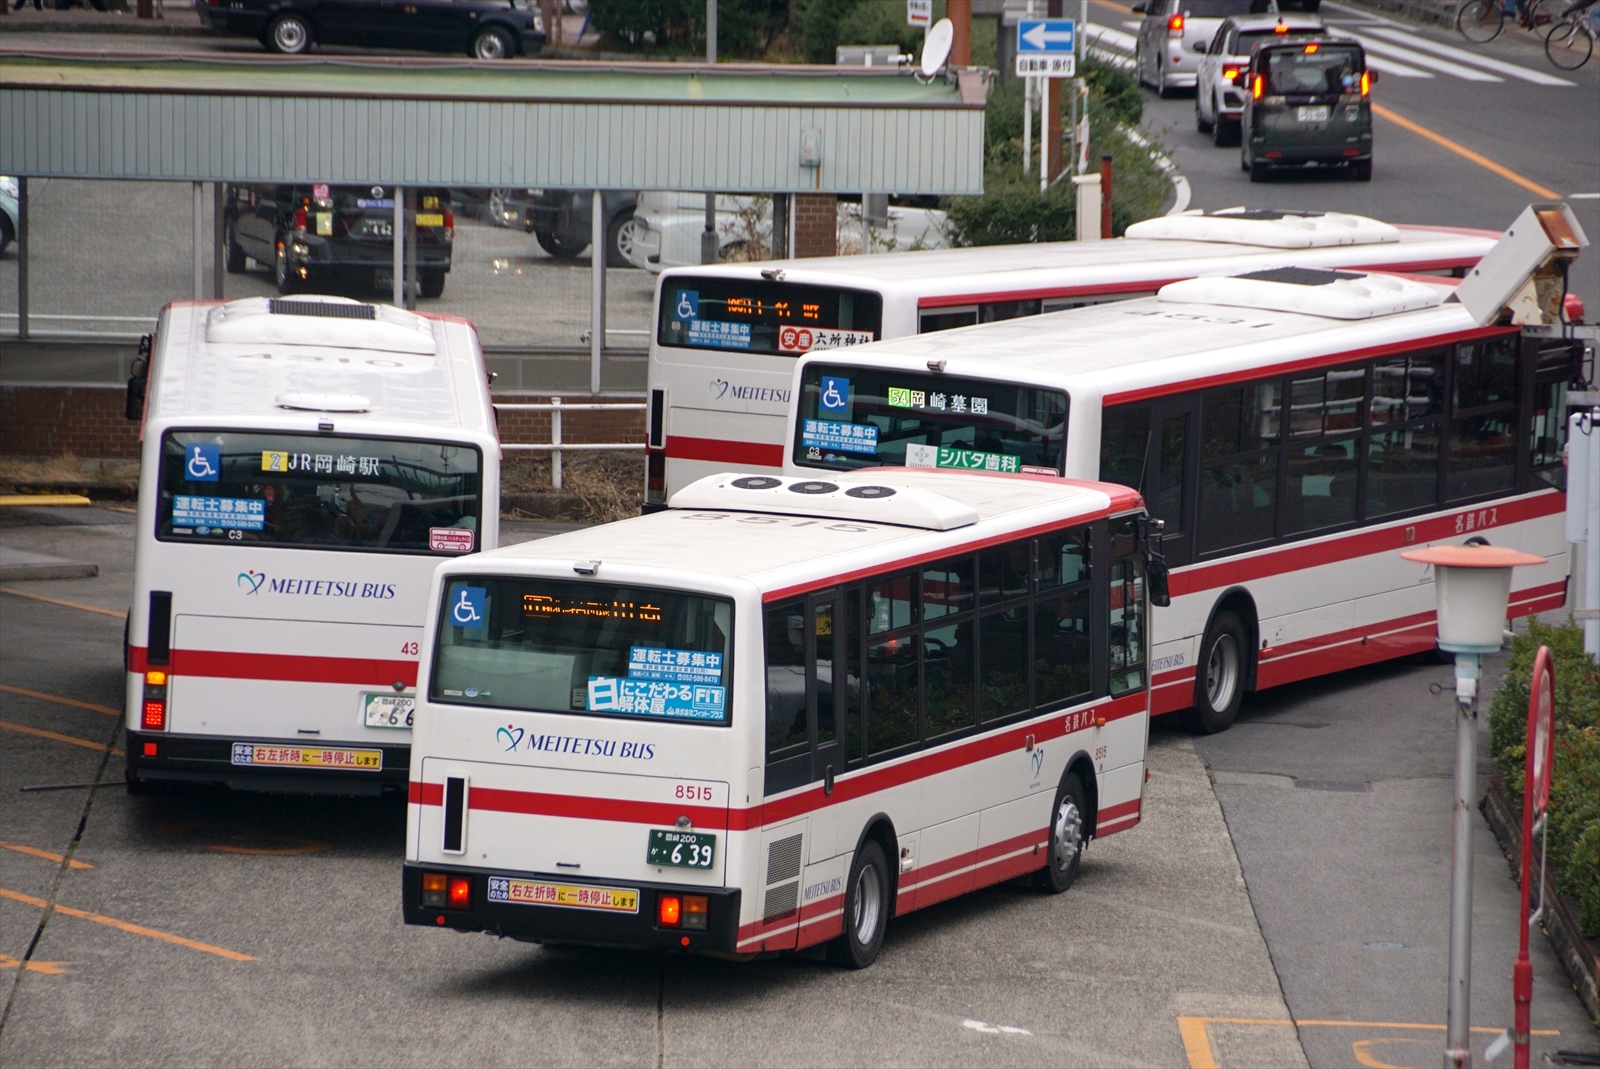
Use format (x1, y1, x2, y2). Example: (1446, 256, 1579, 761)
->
(1456, 0, 1560, 42)
(1545, 3, 1598, 67)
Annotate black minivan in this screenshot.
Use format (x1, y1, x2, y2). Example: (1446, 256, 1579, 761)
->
(1236, 37, 1376, 181)
(224, 184, 454, 297)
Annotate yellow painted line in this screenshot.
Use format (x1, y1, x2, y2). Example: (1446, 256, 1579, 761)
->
(1177, 1016, 1221, 1069)
(0, 682, 120, 717)
(0, 840, 93, 870)
(0, 587, 127, 619)
(1177, 1017, 1560, 1069)
(0, 495, 91, 507)
(0, 953, 71, 975)
(0, 886, 254, 962)
(0, 718, 121, 756)
(1372, 102, 1559, 200)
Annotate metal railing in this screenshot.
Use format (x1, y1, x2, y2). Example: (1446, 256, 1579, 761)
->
(494, 396, 646, 490)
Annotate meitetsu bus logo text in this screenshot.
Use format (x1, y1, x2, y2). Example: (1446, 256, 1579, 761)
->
(236, 571, 396, 599)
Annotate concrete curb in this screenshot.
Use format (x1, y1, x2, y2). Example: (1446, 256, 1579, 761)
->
(0, 16, 210, 35)
(1481, 774, 1600, 1021)
(0, 547, 99, 581)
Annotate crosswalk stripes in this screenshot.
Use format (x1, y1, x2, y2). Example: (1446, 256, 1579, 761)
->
(1346, 30, 1505, 80)
(1359, 25, 1576, 86)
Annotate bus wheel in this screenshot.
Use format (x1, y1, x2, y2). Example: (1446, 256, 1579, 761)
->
(1035, 772, 1086, 894)
(1192, 610, 1246, 734)
(827, 839, 890, 969)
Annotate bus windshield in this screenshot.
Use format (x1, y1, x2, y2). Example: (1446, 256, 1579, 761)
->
(157, 430, 481, 554)
(794, 364, 1068, 476)
(657, 276, 883, 356)
(431, 578, 734, 725)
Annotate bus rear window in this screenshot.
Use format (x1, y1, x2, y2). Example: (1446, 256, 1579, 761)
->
(657, 276, 882, 356)
(157, 430, 480, 554)
(794, 364, 1067, 476)
(431, 578, 733, 725)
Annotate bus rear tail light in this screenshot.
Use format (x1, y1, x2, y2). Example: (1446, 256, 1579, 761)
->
(1167, 13, 1183, 35)
(658, 894, 681, 926)
(141, 670, 168, 731)
(421, 872, 449, 908)
(448, 877, 471, 909)
(682, 895, 708, 931)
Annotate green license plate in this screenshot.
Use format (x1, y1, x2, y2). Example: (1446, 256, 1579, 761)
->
(647, 829, 716, 869)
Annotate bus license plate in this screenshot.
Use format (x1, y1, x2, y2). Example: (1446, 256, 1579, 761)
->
(363, 693, 414, 729)
(647, 829, 716, 869)
(1297, 105, 1330, 123)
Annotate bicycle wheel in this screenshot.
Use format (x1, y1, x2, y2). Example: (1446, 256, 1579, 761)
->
(1526, 0, 1561, 28)
(1545, 16, 1593, 68)
(1457, 0, 1505, 42)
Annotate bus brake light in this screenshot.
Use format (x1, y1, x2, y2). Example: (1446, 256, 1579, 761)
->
(448, 877, 471, 909)
(142, 699, 166, 731)
(658, 895, 682, 927)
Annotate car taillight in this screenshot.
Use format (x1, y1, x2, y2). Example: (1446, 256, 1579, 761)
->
(1360, 70, 1371, 96)
(443, 209, 455, 237)
(294, 207, 308, 234)
(141, 669, 167, 731)
(1274, 19, 1288, 34)
(1252, 74, 1264, 100)
(1167, 13, 1183, 35)
(645, 450, 666, 505)
(1223, 66, 1240, 81)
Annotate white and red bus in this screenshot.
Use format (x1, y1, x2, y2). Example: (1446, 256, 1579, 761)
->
(783, 262, 1580, 731)
(123, 295, 499, 794)
(404, 468, 1161, 966)
(644, 210, 1499, 506)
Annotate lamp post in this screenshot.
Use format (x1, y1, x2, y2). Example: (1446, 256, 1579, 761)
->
(1399, 542, 1547, 1069)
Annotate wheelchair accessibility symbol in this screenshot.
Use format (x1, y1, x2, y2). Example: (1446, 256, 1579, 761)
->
(819, 376, 850, 415)
(452, 586, 487, 628)
(186, 443, 221, 482)
(675, 290, 699, 321)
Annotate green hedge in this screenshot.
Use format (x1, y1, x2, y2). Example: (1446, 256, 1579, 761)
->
(943, 57, 1168, 248)
(1488, 620, 1600, 937)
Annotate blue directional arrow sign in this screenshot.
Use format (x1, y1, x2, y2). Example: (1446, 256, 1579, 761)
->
(1016, 18, 1076, 77)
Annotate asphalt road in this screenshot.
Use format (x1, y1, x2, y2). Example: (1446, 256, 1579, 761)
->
(0, 507, 1312, 1068)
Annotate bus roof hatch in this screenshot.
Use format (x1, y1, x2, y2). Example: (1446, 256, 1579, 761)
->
(204, 296, 438, 355)
(1157, 267, 1445, 319)
(1124, 208, 1402, 248)
(669, 473, 979, 531)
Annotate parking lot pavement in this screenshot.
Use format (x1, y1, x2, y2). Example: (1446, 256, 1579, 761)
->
(0, 506, 1307, 1067)
(0, 178, 654, 352)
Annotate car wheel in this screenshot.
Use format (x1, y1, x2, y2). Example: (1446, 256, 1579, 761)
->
(1035, 772, 1088, 894)
(1213, 113, 1237, 148)
(1135, 43, 1149, 88)
(826, 839, 891, 969)
(273, 231, 299, 294)
(1196, 94, 1213, 133)
(1156, 56, 1169, 98)
(486, 188, 511, 226)
(1190, 610, 1247, 733)
(419, 270, 446, 299)
(265, 13, 312, 54)
(1352, 158, 1373, 182)
(604, 211, 635, 268)
(1249, 158, 1270, 182)
(223, 220, 247, 274)
(535, 230, 588, 259)
(471, 26, 515, 60)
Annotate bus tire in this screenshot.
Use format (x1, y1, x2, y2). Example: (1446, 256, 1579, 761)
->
(827, 838, 890, 969)
(1035, 771, 1087, 894)
(1192, 610, 1246, 734)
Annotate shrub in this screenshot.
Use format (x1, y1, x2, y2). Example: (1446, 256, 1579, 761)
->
(588, 0, 787, 57)
(1488, 620, 1600, 936)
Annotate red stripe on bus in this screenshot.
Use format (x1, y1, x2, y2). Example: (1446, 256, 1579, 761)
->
(1172, 491, 1563, 598)
(128, 646, 417, 687)
(665, 436, 785, 467)
(1097, 798, 1140, 822)
(1097, 814, 1141, 836)
(1102, 325, 1518, 408)
(468, 787, 730, 831)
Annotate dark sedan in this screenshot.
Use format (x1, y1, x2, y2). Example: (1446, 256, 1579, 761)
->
(196, 0, 546, 59)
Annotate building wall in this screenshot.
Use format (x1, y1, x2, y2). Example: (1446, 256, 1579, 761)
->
(793, 194, 838, 259)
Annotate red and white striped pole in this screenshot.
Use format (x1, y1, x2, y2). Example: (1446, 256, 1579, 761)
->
(1513, 645, 1555, 1069)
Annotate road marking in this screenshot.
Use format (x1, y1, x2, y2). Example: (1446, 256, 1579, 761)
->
(1177, 1017, 1561, 1069)
(1347, 32, 1504, 81)
(0, 495, 91, 507)
(0, 840, 93, 869)
(0, 587, 127, 619)
(1361, 25, 1576, 86)
(1569, 192, 1600, 199)
(1361, 53, 1437, 79)
(0, 887, 254, 962)
(0, 953, 70, 975)
(0, 719, 122, 756)
(962, 1019, 1032, 1036)
(0, 682, 119, 717)
(1372, 102, 1560, 199)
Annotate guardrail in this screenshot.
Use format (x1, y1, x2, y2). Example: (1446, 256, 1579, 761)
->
(493, 396, 645, 490)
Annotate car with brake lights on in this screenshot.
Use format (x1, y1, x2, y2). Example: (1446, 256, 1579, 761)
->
(1235, 36, 1376, 182)
(224, 183, 455, 297)
(1195, 13, 1326, 146)
(196, 0, 547, 59)
(1132, 0, 1278, 98)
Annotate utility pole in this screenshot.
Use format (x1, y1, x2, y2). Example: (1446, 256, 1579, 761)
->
(1045, 0, 1063, 186)
(949, 0, 971, 66)
(701, 0, 719, 266)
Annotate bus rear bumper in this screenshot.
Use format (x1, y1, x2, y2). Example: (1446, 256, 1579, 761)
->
(125, 730, 410, 796)
(402, 862, 744, 954)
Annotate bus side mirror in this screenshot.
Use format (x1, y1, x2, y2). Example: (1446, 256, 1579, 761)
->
(1148, 559, 1171, 608)
(125, 334, 152, 421)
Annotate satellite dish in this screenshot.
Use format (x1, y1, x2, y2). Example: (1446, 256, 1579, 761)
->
(920, 18, 954, 78)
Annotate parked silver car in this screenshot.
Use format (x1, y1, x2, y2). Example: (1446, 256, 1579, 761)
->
(1133, 0, 1278, 97)
(1195, 13, 1326, 145)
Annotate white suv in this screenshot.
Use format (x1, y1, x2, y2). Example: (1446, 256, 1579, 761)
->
(1133, 0, 1279, 98)
(1195, 13, 1327, 145)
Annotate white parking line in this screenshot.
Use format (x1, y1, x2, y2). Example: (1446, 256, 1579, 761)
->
(1361, 26, 1576, 86)
(1346, 31, 1505, 81)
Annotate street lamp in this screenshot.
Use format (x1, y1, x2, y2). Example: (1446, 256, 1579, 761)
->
(1400, 541, 1547, 1069)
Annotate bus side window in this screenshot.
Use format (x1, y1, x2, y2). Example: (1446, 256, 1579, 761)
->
(765, 600, 808, 756)
(844, 588, 863, 766)
(919, 308, 978, 333)
(1034, 528, 1092, 709)
(1107, 519, 1147, 697)
(1099, 404, 1151, 495)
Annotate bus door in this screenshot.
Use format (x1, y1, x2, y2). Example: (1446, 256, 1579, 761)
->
(1101, 397, 1198, 569)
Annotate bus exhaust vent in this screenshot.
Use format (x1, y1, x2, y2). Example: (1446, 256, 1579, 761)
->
(670, 473, 977, 531)
(766, 834, 804, 885)
(268, 298, 377, 320)
(1125, 208, 1401, 249)
(763, 882, 799, 921)
(1157, 269, 1446, 320)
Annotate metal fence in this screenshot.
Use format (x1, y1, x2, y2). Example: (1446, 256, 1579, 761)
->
(494, 396, 646, 490)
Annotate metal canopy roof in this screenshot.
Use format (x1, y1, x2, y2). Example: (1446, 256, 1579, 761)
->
(0, 53, 987, 194)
